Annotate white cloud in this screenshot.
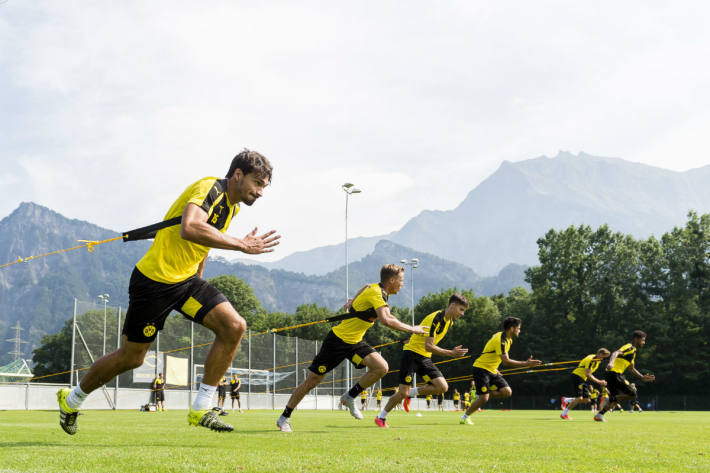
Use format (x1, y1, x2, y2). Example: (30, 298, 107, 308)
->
(1, 0, 709, 263)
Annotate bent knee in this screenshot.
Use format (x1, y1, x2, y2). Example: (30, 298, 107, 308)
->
(500, 387, 512, 397)
(438, 381, 449, 393)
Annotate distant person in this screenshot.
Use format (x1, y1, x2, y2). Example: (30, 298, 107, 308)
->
(560, 348, 610, 419)
(460, 317, 541, 425)
(276, 264, 425, 432)
(426, 394, 432, 409)
(56, 150, 279, 435)
(453, 389, 461, 410)
(152, 373, 166, 412)
(376, 388, 383, 409)
(437, 393, 444, 412)
(360, 389, 368, 411)
(217, 377, 227, 410)
(230, 374, 242, 413)
(594, 330, 655, 422)
(375, 294, 469, 427)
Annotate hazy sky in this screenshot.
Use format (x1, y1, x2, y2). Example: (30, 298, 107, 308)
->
(2, 1, 708, 263)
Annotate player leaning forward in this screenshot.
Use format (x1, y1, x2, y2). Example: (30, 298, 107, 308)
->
(593, 330, 655, 422)
(374, 293, 470, 427)
(56, 150, 280, 434)
(460, 317, 541, 424)
(276, 264, 425, 432)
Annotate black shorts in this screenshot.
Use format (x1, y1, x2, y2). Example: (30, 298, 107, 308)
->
(437, 396, 443, 405)
(398, 350, 444, 386)
(605, 371, 637, 401)
(217, 388, 226, 398)
(122, 267, 228, 343)
(571, 374, 591, 399)
(155, 390, 165, 402)
(230, 392, 240, 399)
(308, 330, 376, 375)
(472, 366, 509, 395)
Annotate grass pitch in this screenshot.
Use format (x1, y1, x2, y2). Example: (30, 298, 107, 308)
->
(0, 408, 708, 473)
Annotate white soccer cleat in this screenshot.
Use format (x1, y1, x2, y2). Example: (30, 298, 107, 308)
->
(276, 416, 293, 433)
(340, 394, 363, 420)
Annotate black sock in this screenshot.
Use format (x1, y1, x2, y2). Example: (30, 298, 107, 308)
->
(347, 383, 365, 398)
(281, 406, 294, 418)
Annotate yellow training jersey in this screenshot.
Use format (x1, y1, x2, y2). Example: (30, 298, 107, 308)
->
(572, 354, 602, 381)
(376, 391, 382, 400)
(609, 343, 636, 374)
(473, 331, 512, 374)
(464, 392, 470, 401)
(453, 392, 460, 401)
(403, 310, 453, 358)
(331, 283, 388, 344)
(136, 177, 239, 283)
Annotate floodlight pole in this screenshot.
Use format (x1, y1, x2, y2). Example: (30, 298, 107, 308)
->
(400, 258, 420, 397)
(342, 182, 361, 391)
(98, 294, 109, 357)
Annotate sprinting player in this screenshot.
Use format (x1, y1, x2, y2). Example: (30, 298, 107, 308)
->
(376, 388, 383, 409)
(360, 389, 368, 411)
(276, 264, 425, 432)
(56, 150, 279, 435)
(589, 387, 599, 413)
(230, 374, 242, 413)
(437, 393, 444, 411)
(560, 348, 610, 419)
(152, 373, 166, 412)
(217, 377, 227, 410)
(460, 317, 541, 425)
(594, 330, 655, 422)
(453, 389, 461, 410)
(375, 294, 469, 427)
(426, 394, 432, 409)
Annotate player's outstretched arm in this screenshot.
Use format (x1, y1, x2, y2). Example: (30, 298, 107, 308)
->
(375, 306, 426, 335)
(500, 354, 541, 368)
(630, 364, 655, 382)
(587, 369, 607, 386)
(180, 203, 280, 253)
(606, 350, 621, 370)
(424, 338, 468, 358)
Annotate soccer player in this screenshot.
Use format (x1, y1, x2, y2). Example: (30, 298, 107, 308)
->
(230, 373, 242, 413)
(463, 390, 471, 410)
(276, 264, 425, 432)
(426, 394, 432, 409)
(460, 317, 541, 425)
(375, 294, 469, 427)
(453, 389, 460, 410)
(376, 388, 383, 409)
(560, 348, 610, 419)
(594, 330, 655, 422)
(437, 393, 444, 411)
(56, 150, 279, 435)
(152, 373, 166, 412)
(360, 389, 368, 411)
(217, 377, 227, 410)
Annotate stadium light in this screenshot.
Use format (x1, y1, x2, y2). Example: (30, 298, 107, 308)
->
(342, 182, 362, 391)
(98, 293, 110, 356)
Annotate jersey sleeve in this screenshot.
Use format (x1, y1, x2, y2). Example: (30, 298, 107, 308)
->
(362, 286, 388, 310)
(496, 334, 508, 355)
(186, 178, 220, 212)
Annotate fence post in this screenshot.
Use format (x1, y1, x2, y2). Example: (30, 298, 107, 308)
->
(70, 298, 77, 387)
(247, 329, 251, 411)
(272, 332, 276, 410)
(115, 307, 121, 409)
(295, 337, 298, 387)
(189, 323, 194, 408)
(314, 341, 318, 410)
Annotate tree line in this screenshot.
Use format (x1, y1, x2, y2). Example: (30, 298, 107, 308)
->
(32, 212, 709, 399)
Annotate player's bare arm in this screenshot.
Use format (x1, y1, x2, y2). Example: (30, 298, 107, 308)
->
(630, 364, 655, 382)
(424, 337, 468, 357)
(587, 369, 607, 386)
(500, 353, 541, 368)
(375, 306, 426, 335)
(181, 203, 280, 253)
(606, 350, 621, 369)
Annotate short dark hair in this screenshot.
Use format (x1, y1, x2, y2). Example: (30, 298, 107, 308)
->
(632, 330, 647, 339)
(448, 293, 469, 308)
(226, 148, 273, 181)
(503, 317, 522, 331)
(380, 264, 404, 283)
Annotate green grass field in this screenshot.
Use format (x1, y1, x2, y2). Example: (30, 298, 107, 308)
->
(0, 408, 708, 473)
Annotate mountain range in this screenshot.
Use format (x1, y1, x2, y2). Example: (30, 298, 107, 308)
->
(261, 151, 710, 275)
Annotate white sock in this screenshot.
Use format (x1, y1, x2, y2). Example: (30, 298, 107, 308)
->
(408, 387, 419, 397)
(192, 383, 217, 411)
(562, 407, 569, 415)
(461, 413, 468, 419)
(378, 408, 389, 419)
(564, 397, 574, 404)
(66, 385, 89, 410)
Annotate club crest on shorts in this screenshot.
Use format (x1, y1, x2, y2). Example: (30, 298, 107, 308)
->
(405, 375, 413, 383)
(318, 365, 327, 374)
(143, 324, 156, 337)
(481, 386, 488, 393)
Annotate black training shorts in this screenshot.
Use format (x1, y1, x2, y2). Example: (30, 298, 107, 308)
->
(308, 330, 375, 375)
(472, 366, 509, 396)
(155, 390, 165, 402)
(230, 392, 240, 399)
(605, 371, 637, 401)
(570, 374, 591, 399)
(122, 267, 228, 343)
(398, 350, 444, 386)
